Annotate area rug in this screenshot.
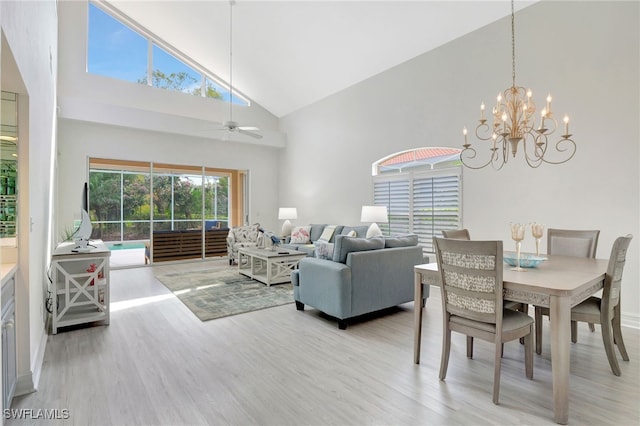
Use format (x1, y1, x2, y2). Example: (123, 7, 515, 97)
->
(155, 268, 293, 321)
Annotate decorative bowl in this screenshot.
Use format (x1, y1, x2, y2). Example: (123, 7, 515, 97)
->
(503, 252, 546, 268)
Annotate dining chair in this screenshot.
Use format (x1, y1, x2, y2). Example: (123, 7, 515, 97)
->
(441, 229, 526, 315)
(434, 237, 534, 404)
(442, 228, 471, 240)
(535, 228, 600, 354)
(569, 235, 632, 375)
(547, 228, 600, 258)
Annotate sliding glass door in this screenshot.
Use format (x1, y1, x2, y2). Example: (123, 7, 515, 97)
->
(88, 158, 240, 264)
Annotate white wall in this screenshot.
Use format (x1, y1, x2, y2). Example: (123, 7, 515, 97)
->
(55, 0, 285, 235)
(1, 0, 58, 396)
(279, 1, 640, 325)
(56, 119, 281, 235)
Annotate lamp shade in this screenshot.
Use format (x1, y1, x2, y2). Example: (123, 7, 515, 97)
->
(278, 207, 298, 220)
(360, 205, 388, 223)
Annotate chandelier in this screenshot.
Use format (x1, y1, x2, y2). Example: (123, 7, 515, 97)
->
(460, 0, 576, 170)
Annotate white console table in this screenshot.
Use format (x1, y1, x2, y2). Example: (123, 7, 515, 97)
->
(51, 240, 111, 334)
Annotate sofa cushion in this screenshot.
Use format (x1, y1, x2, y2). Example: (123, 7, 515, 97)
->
(295, 244, 316, 257)
(314, 242, 335, 260)
(291, 226, 311, 244)
(309, 224, 328, 242)
(340, 225, 369, 238)
(332, 235, 385, 263)
(384, 234, 419, 248)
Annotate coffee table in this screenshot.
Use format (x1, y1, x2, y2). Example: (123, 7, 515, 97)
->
(237, 247, 307, 286)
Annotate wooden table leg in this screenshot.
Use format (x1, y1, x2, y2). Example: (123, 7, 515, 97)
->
(549, 295, 571, 424)
(413, 271, 424, 364)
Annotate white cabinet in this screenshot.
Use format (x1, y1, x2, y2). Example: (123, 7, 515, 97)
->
(2, 272, 16, 409)
(51, 240, 110, 334)
(1, 270, 18, 408)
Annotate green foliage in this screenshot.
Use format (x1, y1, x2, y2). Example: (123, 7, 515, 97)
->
(137, 70, 223, 99)
(90, 168, 230, 240)
(204, 83, 223, 100)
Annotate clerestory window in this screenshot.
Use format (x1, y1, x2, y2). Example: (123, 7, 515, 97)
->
(87, 2, 248, 105)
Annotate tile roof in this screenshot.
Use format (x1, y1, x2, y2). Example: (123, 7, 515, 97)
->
(380, 148, 460, 166)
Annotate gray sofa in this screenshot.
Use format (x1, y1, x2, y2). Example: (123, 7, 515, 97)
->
(281, 224, 369, 257)
(291, 234, 428, 329)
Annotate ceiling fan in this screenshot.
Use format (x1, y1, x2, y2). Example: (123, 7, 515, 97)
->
(215, 0, 262, 139)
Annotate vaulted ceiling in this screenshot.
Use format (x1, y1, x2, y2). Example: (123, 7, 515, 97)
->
(105, 0, 536, 118)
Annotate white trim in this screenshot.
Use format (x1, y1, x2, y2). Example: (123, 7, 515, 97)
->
(14, 328, 47, 397)
(621, 312, 640, 330)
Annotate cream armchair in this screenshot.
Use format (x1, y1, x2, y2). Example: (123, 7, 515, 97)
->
(226, 223, 268, 265)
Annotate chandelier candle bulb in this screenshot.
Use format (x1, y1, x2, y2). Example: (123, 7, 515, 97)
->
(480, 103, 485, 120)
(539, 109, 546, 130)
(563, 115, 569, 135)
(546, 94, 552, 114)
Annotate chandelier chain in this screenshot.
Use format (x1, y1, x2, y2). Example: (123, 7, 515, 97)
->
(511, 0, 516, 88)
(229, 0, 234, 122)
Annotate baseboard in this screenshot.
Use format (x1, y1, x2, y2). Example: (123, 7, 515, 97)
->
(14, 327, 47, 396)
(621, 311, 640, 330)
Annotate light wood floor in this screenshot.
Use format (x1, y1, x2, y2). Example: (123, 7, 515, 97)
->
(8, 259, 640, 425)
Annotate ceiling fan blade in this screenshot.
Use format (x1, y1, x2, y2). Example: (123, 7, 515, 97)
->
(237, 128, 263, 139)
(238, 126, 260, 131)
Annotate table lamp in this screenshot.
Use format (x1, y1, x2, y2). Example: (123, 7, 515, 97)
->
(361, 205, 388, 238)
(278, 207, 298, 237)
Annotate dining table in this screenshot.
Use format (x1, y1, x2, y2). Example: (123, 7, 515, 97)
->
(413, 253, 609, 425)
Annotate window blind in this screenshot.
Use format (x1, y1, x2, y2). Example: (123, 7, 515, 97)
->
(373, 168, 461, 254)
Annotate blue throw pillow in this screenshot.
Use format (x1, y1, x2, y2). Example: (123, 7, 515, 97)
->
(332, 235, 385, 263)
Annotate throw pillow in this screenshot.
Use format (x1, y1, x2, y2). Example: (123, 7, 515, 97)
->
(290, 226, 311, 244)
(366, 224, 383, 238)
(346, 230, 357, 237)
(332, 235, 385, 263)
(384, 234, 419, 248)
(317, 225, 337, 243)
(314, 242, 335, 260)
(341, 225, 369, 238)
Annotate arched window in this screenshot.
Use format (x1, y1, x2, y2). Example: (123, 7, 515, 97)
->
(372, 147, 462, 253)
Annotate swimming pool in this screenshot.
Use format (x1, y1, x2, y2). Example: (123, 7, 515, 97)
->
(107, 242, 146, 251)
